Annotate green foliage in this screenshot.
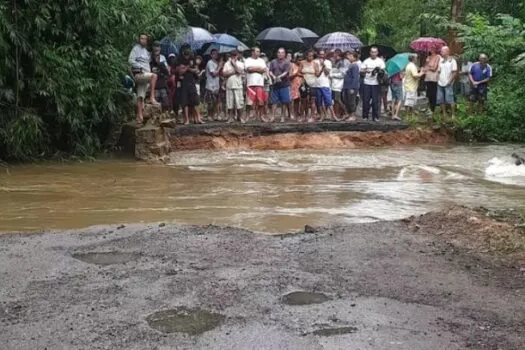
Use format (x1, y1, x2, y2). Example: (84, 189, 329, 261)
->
(452, 14, 525, 142)
(361, 0, 450, 50)
(0, 0, 183, 161)
(179, 0, 365, 44)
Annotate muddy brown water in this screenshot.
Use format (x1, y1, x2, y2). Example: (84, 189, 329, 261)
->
(1, 144, 524, 234)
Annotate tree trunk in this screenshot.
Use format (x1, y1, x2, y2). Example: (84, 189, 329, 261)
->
(448, 0, 464, 55)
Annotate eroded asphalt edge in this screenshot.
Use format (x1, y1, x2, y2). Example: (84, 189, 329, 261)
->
(0, 221, 524, 349)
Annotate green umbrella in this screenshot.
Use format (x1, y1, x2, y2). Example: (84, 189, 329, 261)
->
(386, 53, 412, 76)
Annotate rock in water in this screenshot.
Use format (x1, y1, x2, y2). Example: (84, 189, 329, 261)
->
(304, 225, 317, 233)
(511, 152, 525, 166)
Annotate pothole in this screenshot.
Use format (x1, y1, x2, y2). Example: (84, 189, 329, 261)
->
(145, 307, 225, 335)
(282, 291, 331, 305)
(72, 252, 140, 266)
(312, 326, 358, 336)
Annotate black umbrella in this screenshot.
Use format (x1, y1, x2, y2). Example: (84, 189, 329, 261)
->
(360, 44, 397, 60)
(256, 27, 304, 48)
(292, 27, 319, 47)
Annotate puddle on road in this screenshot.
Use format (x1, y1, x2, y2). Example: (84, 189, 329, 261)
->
(312, 326, 358, 336)
(282, 291, 331, 305)
(72, 251, 140, 266)
(146, 307, 225, 335)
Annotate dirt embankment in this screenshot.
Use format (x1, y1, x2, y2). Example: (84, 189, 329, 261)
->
(170, 127, 452, 151)
(406, 206, 525, 263)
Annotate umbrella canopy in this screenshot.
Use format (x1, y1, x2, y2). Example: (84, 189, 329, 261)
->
(202, 33, 249, 55)
(360, 44, 397, 60)
(212, 33, 245, 47)
(410, 37, 447, 53)
(255, 27, 304, 46)
(386, 53, 412, 76)
(203, 43, 249, 56)
(292, 27, 319, 47)
(160, 26, 214, 55)
(314, 32, 363, 51)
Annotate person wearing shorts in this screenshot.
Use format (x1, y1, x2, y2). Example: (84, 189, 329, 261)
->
(244, 47, 269, 121)
(222, 50, 245, 123)
(390, 72, 403, 120)
(314, 50, 335, 121)
(437, 46, 458, 118)
(403, 54, 425, 117)
(128, 33, 160, 123)
(268, 48, 293, 122)
(468, 54, 492, 114)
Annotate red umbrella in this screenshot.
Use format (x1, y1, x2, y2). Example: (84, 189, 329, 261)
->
(410, 37, 447, 53)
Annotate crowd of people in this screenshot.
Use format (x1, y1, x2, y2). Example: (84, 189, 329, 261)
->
(128, 34, 493, 125)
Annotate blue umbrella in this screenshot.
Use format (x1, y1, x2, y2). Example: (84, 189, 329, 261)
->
(314, 32, 363, 51)
(161, 26, 214, 55)
(203, 43, 250, 56)
(386, 53, 412, 76)
(213, 33, 242, 47)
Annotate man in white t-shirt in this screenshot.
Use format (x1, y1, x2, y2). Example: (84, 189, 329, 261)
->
(360, 47, 386, 121)
(437, 46, 458, 118)
(244, 47, 268, 121)
(221, 50, 246, 123)
(314, 50, 335, 121)
(205, 49, 221, 120)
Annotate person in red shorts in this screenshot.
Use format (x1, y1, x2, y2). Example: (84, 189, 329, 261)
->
(244, 47, 269, 122)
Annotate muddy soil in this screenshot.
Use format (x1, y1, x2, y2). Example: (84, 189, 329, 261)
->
(169, 126, 451, 151)
(1, 209, 524, 350)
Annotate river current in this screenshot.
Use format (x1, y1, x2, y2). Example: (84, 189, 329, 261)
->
(1, 144, 524, 233)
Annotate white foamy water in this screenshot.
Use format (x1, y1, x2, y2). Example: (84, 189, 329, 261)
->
(485, 157, 525, 186)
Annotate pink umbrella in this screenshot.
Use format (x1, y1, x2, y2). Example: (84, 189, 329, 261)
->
(410, 37, 447, 52)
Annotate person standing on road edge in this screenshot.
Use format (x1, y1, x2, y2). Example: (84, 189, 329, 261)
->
(268, 48, 293, 123)
(314, 50, 336, 121)
(244, 47, 269, 122)
(128, 33, 160, 124)
(403, 54, 426, 118)
(437, 46, 458, 119)
(204, 49, 222, 121)
(342, 51, 360, 122)
(360, 47, 385, 121)
(468, 53, 492, 115)
(222, 49, 246, 123)
(424, 46, 441, 113)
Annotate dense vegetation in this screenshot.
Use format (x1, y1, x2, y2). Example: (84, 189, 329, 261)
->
(0, 0, 524, 160)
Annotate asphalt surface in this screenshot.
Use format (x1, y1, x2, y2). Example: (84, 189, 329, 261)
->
(1, 221, 523, 349)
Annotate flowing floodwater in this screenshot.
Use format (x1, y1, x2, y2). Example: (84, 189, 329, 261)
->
(1, 144, 524, 233)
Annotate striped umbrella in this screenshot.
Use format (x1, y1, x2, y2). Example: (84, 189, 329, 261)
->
(314, 32, 363, 51)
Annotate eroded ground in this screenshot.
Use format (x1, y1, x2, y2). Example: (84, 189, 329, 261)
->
(1, 207, 524, 350)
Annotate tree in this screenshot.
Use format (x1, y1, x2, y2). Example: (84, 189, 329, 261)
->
(0, 0, 183, 160)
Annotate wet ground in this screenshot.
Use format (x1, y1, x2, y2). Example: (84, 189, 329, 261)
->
(1, 215, 524, 349)
(1, 144, 524, 233)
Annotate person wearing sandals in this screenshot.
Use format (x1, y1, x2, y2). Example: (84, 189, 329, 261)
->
(128, 33, 161, 124)
(342, 52, 360, 122)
